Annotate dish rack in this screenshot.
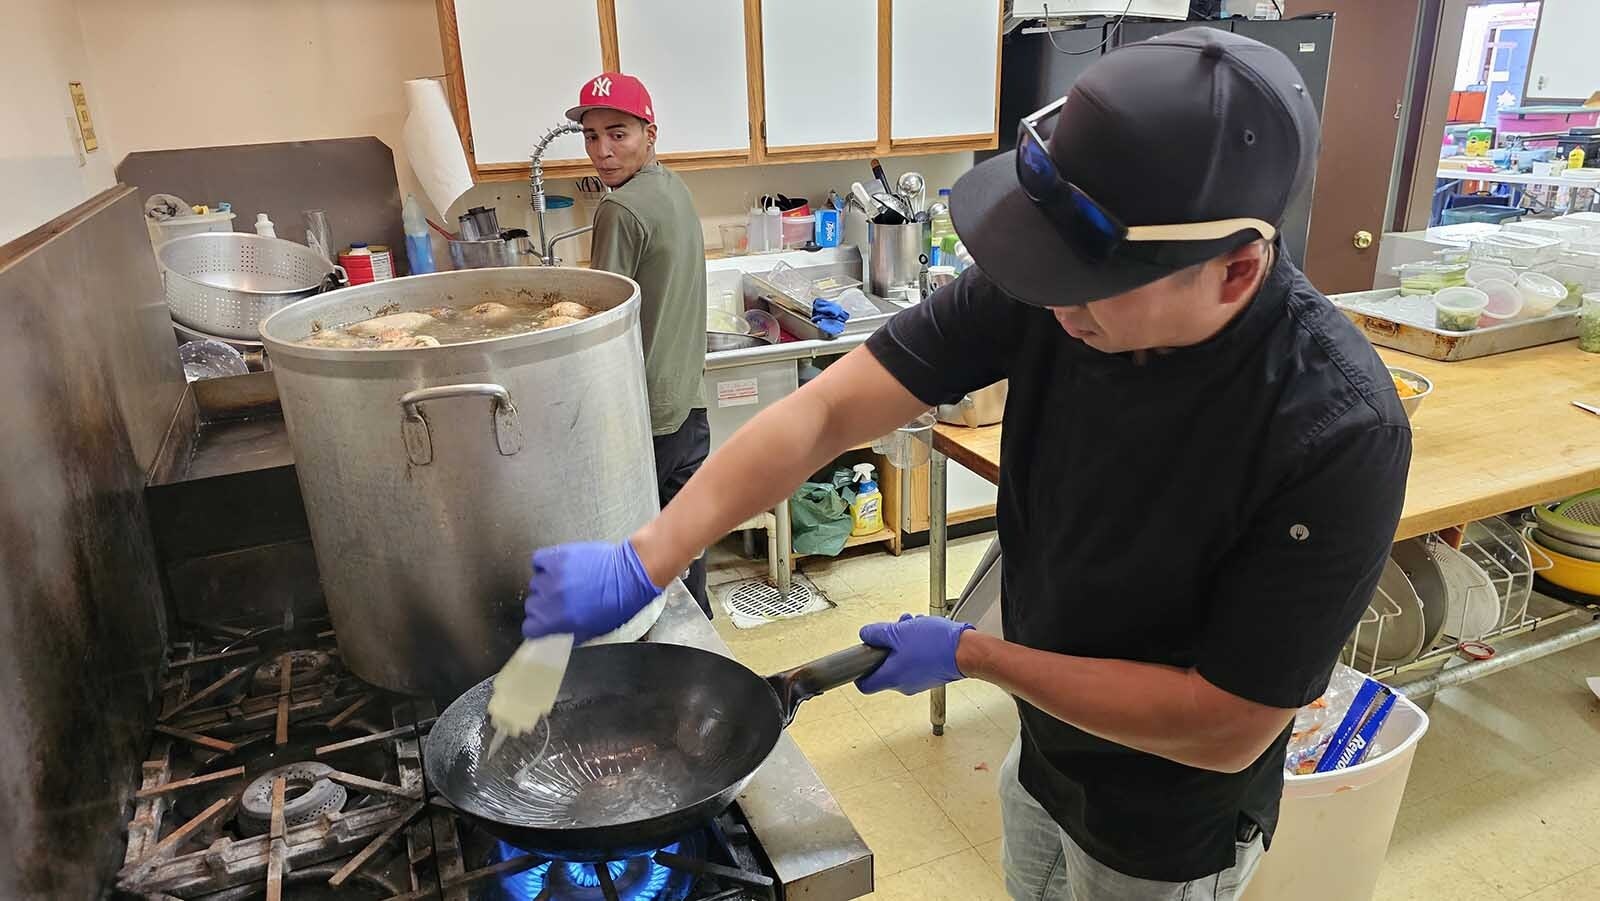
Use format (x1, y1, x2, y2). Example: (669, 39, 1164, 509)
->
(1344, 516, 1555, 680)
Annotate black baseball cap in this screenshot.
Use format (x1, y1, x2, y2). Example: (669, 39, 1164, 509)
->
(951, 27, 1321, 307)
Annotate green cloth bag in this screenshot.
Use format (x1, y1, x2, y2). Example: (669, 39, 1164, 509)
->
(790, 481, 855, 556)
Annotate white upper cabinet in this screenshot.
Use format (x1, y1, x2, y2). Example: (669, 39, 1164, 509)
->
(761, 0, 880, 150)
(454, 1, 601, 166)
(890, 0, 1001, 142)
(615, 0, 751, 156)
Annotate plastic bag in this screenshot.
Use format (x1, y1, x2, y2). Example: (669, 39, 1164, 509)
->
(1284, 664, 1374, 775)
(790, 482, 854, 556)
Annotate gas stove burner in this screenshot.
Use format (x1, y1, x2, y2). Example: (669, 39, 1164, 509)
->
(236, 761, 348, 835)
(250, 648, 335, 694)
(495, 841, 692, 901)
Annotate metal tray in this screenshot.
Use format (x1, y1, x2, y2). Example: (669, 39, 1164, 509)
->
(1331, 287, 1580, 361)
(746, 271, 902, 341)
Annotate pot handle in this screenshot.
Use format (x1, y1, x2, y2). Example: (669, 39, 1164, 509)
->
(398, 383, 523, 466)
(766, 644, 889, 725)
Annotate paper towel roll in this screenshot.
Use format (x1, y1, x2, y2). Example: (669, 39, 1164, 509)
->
(403, 78, 474, 216)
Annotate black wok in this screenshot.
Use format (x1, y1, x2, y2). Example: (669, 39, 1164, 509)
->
(423, 641, 886, 860)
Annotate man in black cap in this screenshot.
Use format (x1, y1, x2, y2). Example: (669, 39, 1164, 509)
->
(520, 28, 1410, 899)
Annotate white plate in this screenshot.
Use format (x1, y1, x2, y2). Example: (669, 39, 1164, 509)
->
(1433, 540, 1500, 641)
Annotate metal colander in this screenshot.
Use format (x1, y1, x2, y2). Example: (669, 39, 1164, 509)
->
(158, 232, 341, 340)
(1535, 489, 1600, 547)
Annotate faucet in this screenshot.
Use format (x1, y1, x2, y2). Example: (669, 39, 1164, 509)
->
(529, 122, 596, 266)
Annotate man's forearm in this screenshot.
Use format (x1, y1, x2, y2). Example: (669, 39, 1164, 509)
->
(631, 348, 927, 586)
(955, 632, 1292, 773)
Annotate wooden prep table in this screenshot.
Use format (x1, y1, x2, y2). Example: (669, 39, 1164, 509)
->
(923, 341, 1600, 733)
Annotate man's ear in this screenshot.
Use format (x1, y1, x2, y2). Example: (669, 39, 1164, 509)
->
(1218, 242, 1270, 307)
(645, 121, 658, 149)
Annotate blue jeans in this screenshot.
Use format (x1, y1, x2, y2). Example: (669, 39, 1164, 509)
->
(999, 738, 1264, 900)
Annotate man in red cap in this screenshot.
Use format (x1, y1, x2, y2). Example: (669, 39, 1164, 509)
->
(567, 73, 711, 615)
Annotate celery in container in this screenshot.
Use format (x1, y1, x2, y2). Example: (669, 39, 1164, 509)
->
(1393, 260, 1467, 296)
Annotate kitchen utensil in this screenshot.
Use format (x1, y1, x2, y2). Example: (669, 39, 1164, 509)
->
(1530, 528, 1600, 562)
(1433, 539, 1499, 641)
(258, 267, 660, 695)
(1533, 503, 1600, 549)
(1395, 537, 1450, 658)
(424, 641, 886, 859)
(870, 158, 892, 195)
(1525, 530, 1600, 594)
(936, 380, 1008, 427)
(178, 340, 250, 382)
(1351, 557, 1424, 669)
(850, 182, 876, 214)
(896, 171, 927, 213)
(871, 412, 935, 468)
(871, 191, 913, 222)
(743, 309, 781, 342)
(448, 237, 528, 269)
(458, 206, 501, 241)
(718, 222, 749, 256)
(158, 233, 343, 341)
(1387, 367, 1432, 420)
(1462, 515, 1536, 627)
(1574, 401, 1600, 417)
(707, 331, 772, 353)
(1550, 490, 1600, 542)
(868, 219, 930, 300)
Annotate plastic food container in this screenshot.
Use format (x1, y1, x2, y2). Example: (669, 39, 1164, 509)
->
(1535, 260, 1597, 306)
(1468, 232, 1565, 268)
(1475, 279, 1522, 325)
(718, 222, 749, 256)
(780, 214, 815, 249)
(1394, 260, 1466, 296)
(1515, 271, 1568, 318)
(1432, 286, 1488, 332)
(1582, 293, 1600, 353)
(1465, 264, 1517, 288)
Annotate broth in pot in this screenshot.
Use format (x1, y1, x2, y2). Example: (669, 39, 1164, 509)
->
(301, 292, 595, 349)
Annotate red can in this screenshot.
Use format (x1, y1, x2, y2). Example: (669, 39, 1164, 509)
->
(338, 244, 395, 285)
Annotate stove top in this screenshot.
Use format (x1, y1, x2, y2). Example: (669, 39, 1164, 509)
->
(114, 588, 858, 901)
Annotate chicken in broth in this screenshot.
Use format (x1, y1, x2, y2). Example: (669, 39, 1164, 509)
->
(301, 293, 596, 349)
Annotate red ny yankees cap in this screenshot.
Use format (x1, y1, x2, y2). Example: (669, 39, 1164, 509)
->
(566, 72, 655, 124)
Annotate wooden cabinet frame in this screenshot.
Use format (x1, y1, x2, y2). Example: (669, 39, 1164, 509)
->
(435, 0, 1002, 183)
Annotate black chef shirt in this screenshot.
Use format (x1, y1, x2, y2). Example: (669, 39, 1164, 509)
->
(865, 255, 1411, 882)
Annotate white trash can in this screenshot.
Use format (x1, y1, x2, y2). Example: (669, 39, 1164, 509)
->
(1240, 690, 1429, 901)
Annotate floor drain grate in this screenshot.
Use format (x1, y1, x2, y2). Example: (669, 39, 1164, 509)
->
(721, 574, 832, 628)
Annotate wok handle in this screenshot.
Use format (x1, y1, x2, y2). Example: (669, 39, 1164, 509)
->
(768, 644, 889, 724)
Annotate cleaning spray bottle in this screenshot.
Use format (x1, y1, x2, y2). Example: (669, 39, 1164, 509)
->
(850, 463, 884, 536)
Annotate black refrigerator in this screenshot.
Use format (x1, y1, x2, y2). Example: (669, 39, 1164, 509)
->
(984, 15, 1335, 266)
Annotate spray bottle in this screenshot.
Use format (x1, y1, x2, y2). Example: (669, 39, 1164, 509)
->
(850, 463, 884, 536)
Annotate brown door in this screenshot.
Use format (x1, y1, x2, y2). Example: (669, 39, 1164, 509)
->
(1285, 0, 1420, 294)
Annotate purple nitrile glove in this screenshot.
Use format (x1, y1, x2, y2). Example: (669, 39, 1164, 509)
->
(522, 540, 662, 644)
(855, 613, 974, 695)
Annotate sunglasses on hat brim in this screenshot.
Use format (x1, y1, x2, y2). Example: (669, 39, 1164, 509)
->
(1016, 96, 1277, 262)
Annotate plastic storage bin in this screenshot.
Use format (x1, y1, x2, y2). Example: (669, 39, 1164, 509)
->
(1239, 690, 1430, 901)
(1468, 232, 1565, 268)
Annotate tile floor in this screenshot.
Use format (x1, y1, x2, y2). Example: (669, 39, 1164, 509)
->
(706, 534, 1600, 901)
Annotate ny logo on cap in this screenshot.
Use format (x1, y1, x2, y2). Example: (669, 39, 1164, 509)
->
(591, 76, 613, 98)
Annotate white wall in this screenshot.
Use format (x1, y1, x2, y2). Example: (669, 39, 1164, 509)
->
(0, 0, 118, 245)
(76, 0, 447, 218)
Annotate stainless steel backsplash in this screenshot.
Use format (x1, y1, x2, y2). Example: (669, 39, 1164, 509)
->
(0, 186, 185, 897)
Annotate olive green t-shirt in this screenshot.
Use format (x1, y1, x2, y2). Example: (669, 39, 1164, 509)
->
(589, 162, 706, 436)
